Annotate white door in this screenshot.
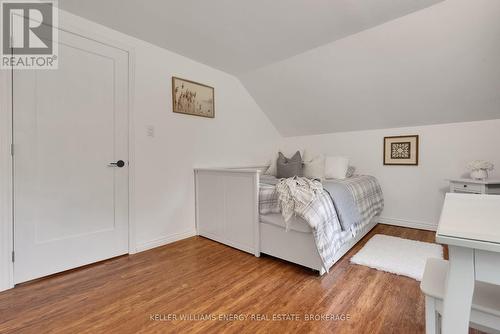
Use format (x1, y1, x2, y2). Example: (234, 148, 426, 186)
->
(13, 28, 129, 283)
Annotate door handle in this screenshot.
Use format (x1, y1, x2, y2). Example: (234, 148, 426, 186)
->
(108, 160, 126, 168)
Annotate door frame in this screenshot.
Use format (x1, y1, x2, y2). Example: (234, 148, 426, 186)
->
(0, 9, 137, 291)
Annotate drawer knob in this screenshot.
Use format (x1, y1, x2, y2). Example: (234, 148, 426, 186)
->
(464, 185, 467, 188)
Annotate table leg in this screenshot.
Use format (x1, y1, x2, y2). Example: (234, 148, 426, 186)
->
(441, 246, 475, 334)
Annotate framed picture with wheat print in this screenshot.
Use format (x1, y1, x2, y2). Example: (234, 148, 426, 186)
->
(383, 135, 419, 166)
(172, 77, 215, 118)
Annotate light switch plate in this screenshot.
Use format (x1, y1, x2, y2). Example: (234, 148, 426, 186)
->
(146, 125, 155, 137)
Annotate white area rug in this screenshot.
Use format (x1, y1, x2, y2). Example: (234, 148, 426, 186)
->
(350, 234, 443, 281)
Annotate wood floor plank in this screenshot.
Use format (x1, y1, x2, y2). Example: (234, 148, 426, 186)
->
(0, 224, 484, 333)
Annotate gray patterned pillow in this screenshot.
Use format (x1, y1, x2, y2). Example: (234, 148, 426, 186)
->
(277, 151, 303, 178)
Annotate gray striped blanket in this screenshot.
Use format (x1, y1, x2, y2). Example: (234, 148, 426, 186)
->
(260, 177, 348, 272)
(259, 175, 384, 272)
(331, 175, 384, 236)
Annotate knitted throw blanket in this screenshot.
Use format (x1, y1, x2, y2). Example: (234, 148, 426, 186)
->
(275, 176, 323, 228)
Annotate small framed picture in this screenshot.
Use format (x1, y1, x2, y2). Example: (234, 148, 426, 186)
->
(384, 135, 419, 166)
(172, 77, 215, 118)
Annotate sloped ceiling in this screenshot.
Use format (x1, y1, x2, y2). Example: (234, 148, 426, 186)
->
(58, 0, 442, 74)
(240, 0, 500, 136)
(59, 0, 500, 136)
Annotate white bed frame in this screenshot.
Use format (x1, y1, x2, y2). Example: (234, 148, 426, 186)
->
(194, 167, 378, 275)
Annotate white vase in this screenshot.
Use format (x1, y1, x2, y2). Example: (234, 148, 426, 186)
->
(470, 169, 488, 180)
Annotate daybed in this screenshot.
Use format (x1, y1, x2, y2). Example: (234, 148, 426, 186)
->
(194, 166, 383, 275)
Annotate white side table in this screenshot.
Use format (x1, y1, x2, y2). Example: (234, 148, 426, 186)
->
(436, 193, 500, 334)
(449, 178, 500, 194)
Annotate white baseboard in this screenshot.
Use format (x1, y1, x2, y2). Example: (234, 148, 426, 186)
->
(135, 229, 197, 253)
(379, 217, 437, 231)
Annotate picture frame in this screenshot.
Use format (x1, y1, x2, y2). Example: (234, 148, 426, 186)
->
(383, 135, 419, 166)
(172, 77, 215, 118)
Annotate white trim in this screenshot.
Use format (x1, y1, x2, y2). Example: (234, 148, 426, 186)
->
(380, 217, 437, 231)
(126, 48, 137, 254)
(194, 164, 269, 171)
(194, 171, 200, 236)
(135, 230, 197, 253)
(253, 172, 260, 257)
(0, 69, 14, 292)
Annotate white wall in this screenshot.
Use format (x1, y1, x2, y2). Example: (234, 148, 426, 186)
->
(282, 119, 500, 230)
(41, 13, 281, 253)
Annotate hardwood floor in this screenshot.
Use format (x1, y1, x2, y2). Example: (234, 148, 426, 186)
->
(0, 224, 483, 334)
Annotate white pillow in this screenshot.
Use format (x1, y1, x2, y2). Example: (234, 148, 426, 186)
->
(303, 154, 325, 180)
(324, 156, 349, 179)
(265, 149, 304, 176)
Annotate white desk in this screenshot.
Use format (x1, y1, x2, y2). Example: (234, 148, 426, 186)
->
(436, 193, 500, 334)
